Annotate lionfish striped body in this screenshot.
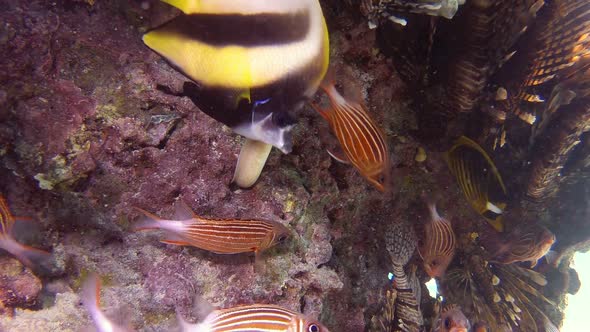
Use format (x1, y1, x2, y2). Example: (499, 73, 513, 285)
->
(391, 264, 424, 332)
(133, 206, 290, 256)
(184, 304, 329, 332)
(313, 82, 390, 192)
(499, 0, 590, 122)
(419, 203, 456, 278)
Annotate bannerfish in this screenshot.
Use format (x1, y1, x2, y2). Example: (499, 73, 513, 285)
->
(434, 304, 471, 332)
(489, 223, 555, 268)
(419, 202, 456, 278)
(81, 273, 131, 332)
(446, 136, 509, 232)
(133, 203, 290, 260)
(143, 0, 330, 188)
(179, 303, 330, 332)
(311, 80, 390, 192)
(0, 194, 49, 267)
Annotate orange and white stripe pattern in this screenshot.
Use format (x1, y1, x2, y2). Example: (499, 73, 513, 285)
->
(312, 82, 390, 192)
(133, 208, 290, 255)
(419, 203, 456, 278)
(189, 304, 328, 332)
(0, 195, 15, 235)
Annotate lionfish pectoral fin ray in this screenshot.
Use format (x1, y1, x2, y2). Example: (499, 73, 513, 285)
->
(232, 138, 273, 189)
(326, 147, 350, 164)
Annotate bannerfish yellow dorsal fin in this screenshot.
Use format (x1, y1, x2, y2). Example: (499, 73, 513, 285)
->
(161, 0, 311, 15)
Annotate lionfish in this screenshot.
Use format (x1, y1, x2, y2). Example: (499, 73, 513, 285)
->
(371, 220, 423, 331)
(443, 252, 559, 332)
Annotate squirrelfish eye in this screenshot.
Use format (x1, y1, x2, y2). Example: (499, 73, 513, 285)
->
(308, 323, 320, 332)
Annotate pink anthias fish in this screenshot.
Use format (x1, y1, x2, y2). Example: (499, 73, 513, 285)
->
(81, 273, 132, 332)
(0, 194, 50, 267)
(419, 202, 457, 278)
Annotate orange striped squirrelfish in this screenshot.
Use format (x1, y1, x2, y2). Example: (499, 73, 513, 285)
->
(0, 194, 50, 267)
(419, 202, 456, 278)
(311, 80, 390, 192)
(180, 304, 329, 332)
(133, 204, 290, 258)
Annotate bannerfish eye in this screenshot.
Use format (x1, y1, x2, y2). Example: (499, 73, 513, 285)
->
(308, 324, 319, 332)
(444, 318, 451, 329)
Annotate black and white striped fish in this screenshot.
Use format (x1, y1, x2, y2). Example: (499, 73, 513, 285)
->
(144, 0, 329, 153)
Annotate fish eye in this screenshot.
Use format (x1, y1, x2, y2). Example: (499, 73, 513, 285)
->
(278, 235, 287, 242)
(308, 324, 320, 332)
(444, 318, 451, 328)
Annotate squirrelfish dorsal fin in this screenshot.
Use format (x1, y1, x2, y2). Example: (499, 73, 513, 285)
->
(174, 201, 199, 220)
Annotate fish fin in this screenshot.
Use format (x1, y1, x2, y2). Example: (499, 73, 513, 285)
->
(174, 201, 197, 220)
(231, 138, 272, 189)
(486, 217, 504, 233)
(544, 250, 559, 267)
(131, 207, 164, 231)
(12, 216, 34, 223)
(81, 273, 101, 310)
(310, 101, 330, 120)
(253, 249, 266, 273)
(326, 147, 350, 164)
(0, 236, 50, 268)
(160, 239, 192, 246)
(530, 260, 538, 269)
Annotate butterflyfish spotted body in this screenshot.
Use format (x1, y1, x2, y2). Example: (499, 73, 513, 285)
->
(144, 0, 329, 152)
(446, 136, 508, 232)
(312, 81, 390, 192)
(0, 194, 49, 268)
(180, 304, 329, 332)
(133, 204, 290, 258)
(419, 202, 456, 279)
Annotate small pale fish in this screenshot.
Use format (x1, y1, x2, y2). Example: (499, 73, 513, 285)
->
(0, 194, 50, 267)
(419, 202, 456, 278)
(81, 273, 130, 332)
(490, 223, 556, 268)
(312, 80, 390, 192)
(434, 304, 470, 332)
(180, 304, 329, 332)
(446, 136, 509, 232)
(133, 203, 290, 259)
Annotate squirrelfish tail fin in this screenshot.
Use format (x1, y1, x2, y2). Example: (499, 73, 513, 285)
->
(131, 207, 164, 231)
(0, 235, 50, 268)
(81, 273, 118, 332)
